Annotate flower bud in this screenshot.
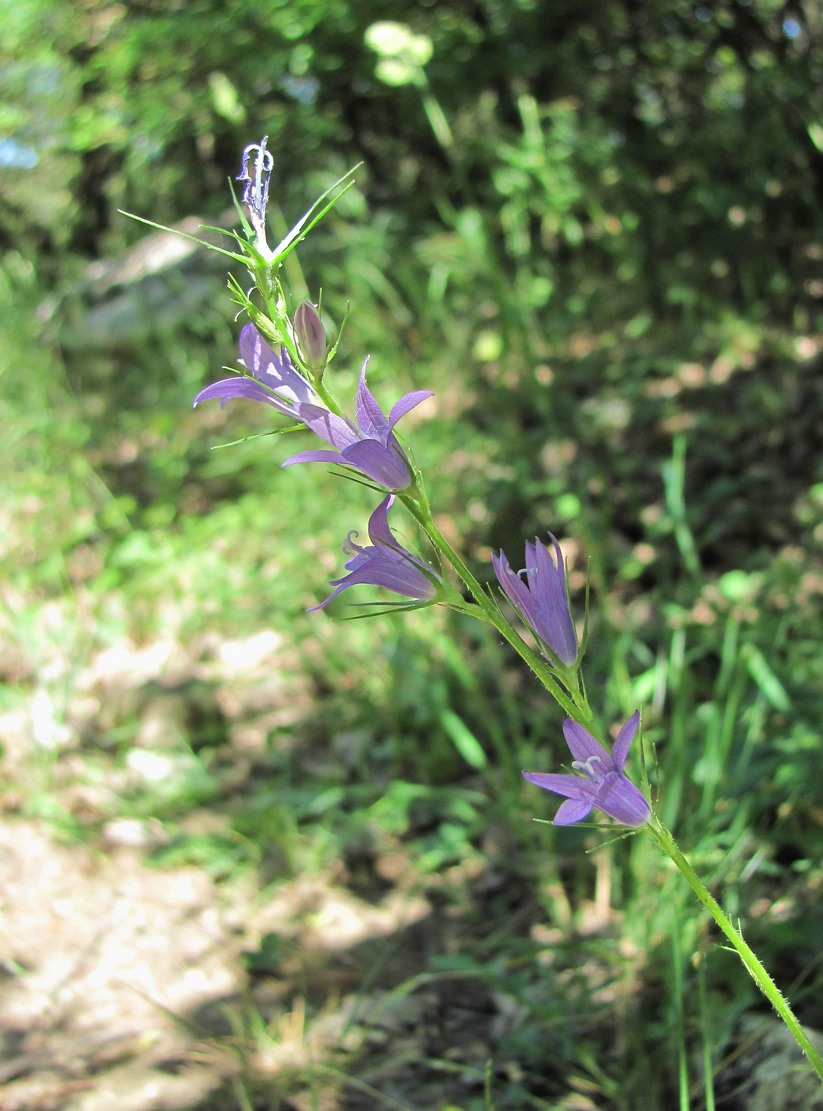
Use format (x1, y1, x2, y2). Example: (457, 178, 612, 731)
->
(293, 301, 328, 374)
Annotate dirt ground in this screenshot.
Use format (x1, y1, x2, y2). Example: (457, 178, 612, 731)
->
(0, 625, 523, 1111)
(0, 810, 465, 1110)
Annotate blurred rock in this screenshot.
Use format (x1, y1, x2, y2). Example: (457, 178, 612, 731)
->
(720, 1014, 823, 1111)
(40, 211, 237, 351)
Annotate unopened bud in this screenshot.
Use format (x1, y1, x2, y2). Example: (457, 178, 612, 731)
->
(294, 301, 328, 373)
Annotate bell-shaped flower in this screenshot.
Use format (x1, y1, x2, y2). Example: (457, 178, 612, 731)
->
(309, 495, 441, 611)
(281, 358, 432, 491)
(523, 712, 650, 827)
(492, 535, 578, 666)
(193, 323, 320, 415)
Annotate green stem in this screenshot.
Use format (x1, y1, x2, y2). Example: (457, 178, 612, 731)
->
(648, 815, 823, 1081)
(402, 495, 592, 728)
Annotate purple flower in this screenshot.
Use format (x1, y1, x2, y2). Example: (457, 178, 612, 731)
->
(281, 358, 433, 491)
(523, 712, 650, 827)
(492, 535, 578, 666)
(309, 495, 441, 611)
(193, 323, 320, 414)
(194, 325, 432, 492)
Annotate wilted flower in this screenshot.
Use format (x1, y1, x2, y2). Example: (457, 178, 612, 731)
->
(293, 301, 328, 373)
(281, 357, 432, 491)
(492, 535, 578, 666)
(309, 494, 441, 610)
(523, 712, 650, 827)
(193, 322, 319, 414)
(237, 137, 273, 247)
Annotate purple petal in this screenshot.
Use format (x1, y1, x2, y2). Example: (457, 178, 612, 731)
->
(553, 798, 595, 825)
(354, 361, 387, 440)
(366, 497, 440, 579)
(352, 363, 433, 439)
(296, 403, 361, 451)
(342, 441, 412, 490)
(309, 494, 440, 613)
(308, 552, 437, 611)
(522, 770, 595, 799)
(366, 495, 396, 547)
(281, 448, 348, 469)
(387, 389, 434, 431)
(596, 773, 650, 826)
(611, 711, 640, 772)
(306, 583, 351, 611)
(530, 536, 577, 664)
(492, 540, 577, 666)
(562, 719, 611, 767)
(341, 556, 436, 598)
(193, 377, 292, 413)
(492, 551, 532, 618)
(238, 323, 318, 405)
(238, 322, 278, 376)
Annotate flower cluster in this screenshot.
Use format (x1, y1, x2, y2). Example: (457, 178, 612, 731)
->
(193, 138, 650, 832)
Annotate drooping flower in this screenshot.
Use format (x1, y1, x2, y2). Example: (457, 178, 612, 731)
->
(309, 494, 441, 611)
(281, 358, 432, 491)
(492, 535, 578, 666)
(193, 322, 320, 414)
(523, 712, 650, 827)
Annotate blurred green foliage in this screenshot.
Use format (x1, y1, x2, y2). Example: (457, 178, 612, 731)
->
(3, 0, 823, 1107)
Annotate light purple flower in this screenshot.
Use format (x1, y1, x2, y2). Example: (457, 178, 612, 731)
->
(523, 712, 650, 827)
(492, 535, 578, 666)
(281, 358, 433, 491)
(194, 325, 432, 492)
(309, 495, 441, 611)
(193, 323, 320, 414)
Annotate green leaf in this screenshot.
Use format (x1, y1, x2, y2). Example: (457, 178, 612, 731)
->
(440, 709, 487, 769)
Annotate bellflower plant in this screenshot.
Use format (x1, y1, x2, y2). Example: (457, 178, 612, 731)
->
(523, 712, 650, 827)
(309, 494, 441, 611)
(168, 138, 823, 1083)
